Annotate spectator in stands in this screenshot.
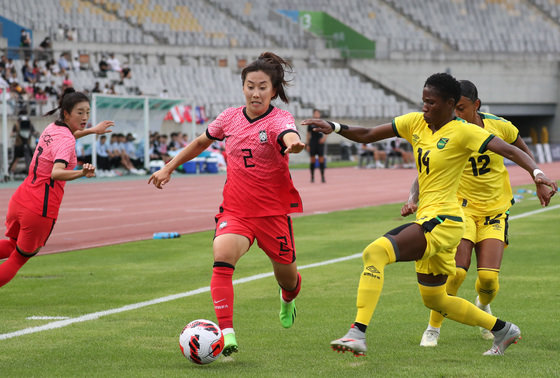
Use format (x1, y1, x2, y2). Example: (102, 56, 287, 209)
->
(306, 109, 327, 183)
(90, 82, 101, 93)
(179, 133, 190, 147)
(95, 134, 114, 177)
(120, 64, 131, 84)
(108, 133, 142, 175)
(167, 132, 182, 153)
(58, 53, 70, 73)
(38, 37, 53, 61)
(72, 56, 81, 71)
(149, 132, 162, 161)
(45, 80, 60, 99)
(385, 138, 414, 168)
(75, 137, 91, 165)
(21, 59, 35, 84)
(157, 134, 170, 162)
(20, 29, 31, 60)
(358, 143, 385, 169)
(125, 133, 143, 170)
(98, 56, 110, 75)
(107, 53, 121, 72)
(62, 74, 73, 92)
(8, 113, 38, 178)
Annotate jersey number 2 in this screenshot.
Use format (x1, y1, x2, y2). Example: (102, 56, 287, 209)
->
(242, 148, 255, 168)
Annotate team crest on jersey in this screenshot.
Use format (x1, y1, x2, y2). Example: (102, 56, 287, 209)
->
(259, 130, 268, 143)
(437, 138, 449, 149)
(412, 134, 420, 143)
(219, 221, 227, 230)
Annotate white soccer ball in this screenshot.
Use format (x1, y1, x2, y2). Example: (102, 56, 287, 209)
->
(179, 319, 224, 365)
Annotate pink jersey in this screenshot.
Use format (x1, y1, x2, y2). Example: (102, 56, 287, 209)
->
(206, 106, 302, 217)
(11, 121, 77, 219)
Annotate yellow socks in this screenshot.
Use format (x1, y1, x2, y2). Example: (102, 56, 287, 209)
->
(428, 267, 467, 328)
(418, 283, 496, 330)
(355, 237, 396, 326)
(476, 269, 499, 306)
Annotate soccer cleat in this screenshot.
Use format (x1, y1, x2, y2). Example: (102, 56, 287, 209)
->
(222, 332, 238, 357)
(330, 327, 367, 356)
(483, 322, 521, 356)
(279, 295, 297, 328)
(420, 329, 440, 347)
(475, 296, 495, 340)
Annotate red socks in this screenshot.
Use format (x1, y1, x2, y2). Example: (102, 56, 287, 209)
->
(0, 238, 17, 259)
(281, 272, 302, 303)
(0, 250, 30, 287)
(211, 263, 235, 330)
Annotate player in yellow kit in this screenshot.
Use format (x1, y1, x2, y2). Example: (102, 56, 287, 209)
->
(302, 73, 558, 356)
(400, 80, 553, 347)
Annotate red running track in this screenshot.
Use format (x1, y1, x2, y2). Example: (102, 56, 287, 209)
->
(0, 162, 559, 255)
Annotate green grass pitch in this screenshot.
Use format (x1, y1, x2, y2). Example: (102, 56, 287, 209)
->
(0, 185, 558, 377)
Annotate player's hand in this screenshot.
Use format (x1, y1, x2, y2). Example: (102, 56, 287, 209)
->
(285, 141, 306, 154)
(401, 201, 417, 217)
(535, 182, 557, 207)
(148, 168, 171, 189)
(533, 173, 558, 206)
(82, 163, 96, 178)
(301, 119, 334, 134)
(90, 120, 114, 135)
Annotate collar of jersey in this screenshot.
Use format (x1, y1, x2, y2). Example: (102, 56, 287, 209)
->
(54, 120, 71, 130)
(243, 105, 274, 123)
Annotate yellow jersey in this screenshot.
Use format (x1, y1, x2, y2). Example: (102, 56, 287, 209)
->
(457, 112, 518, 216)
(393, 112, 494, 219)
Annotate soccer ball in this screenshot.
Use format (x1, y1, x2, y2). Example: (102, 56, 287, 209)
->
(179, 319, 224, 365)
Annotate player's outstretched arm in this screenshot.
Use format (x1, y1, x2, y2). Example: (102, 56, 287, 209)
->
(149, 133, 213, 189)
(300, 119, 395, 144)
(73, 120, 114, 139)
(487, 137, 558, 206)
(51, 162, 95, 181)
(283, 132, 305, 154)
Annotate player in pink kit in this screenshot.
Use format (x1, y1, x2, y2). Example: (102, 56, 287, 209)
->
(149, 52, 305, 356)
(0, 88, 114, 288)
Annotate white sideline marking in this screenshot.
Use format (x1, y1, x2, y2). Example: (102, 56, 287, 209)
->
(1, 205, 557, 341)
(0, 254, 360, 341)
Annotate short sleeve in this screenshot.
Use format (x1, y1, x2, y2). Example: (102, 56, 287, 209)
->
(460, 122, 494, 153)
(54, 135, 77, 165)
(392, 112, 421, 144)
(502, 121, 520, 145)
(206, 109, 230, 141)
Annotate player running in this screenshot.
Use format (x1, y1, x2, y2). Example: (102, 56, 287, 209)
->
(0, 88, 114, 288)
(149, 52, 305, 357)
(400, 80, 553, 347)
(302, 73, 557, 356)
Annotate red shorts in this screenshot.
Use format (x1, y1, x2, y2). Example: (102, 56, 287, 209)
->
(214, 211, 296, 264)
(5, 199, 56, 255)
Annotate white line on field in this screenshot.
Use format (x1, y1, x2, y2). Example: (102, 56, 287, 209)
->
(1, 205, 557, 341)
(26, 316, 70, 320)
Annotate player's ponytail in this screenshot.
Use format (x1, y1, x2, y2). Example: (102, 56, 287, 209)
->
(44, 87, 90, 123)
(459, 80, 481, 110)
(241, 52, 292, 104)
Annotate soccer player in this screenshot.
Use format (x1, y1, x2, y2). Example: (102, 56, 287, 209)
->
(0, 88, 114, 288)
(306, 109, 327, 182)
(400, 80, 554, 347)
(149, 52, 305, 357)
(301, 73, 557, 356)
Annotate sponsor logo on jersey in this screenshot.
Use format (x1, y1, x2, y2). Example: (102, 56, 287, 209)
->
(412, 134, 420, 143)
(286, 122, 296, 130)
(219, 221, 227, 230)
(259, 130, 268, 143)
(437, 137, 449, 149)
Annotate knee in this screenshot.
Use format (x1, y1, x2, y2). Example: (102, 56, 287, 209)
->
(477, 270, 499, 289)
(419, 284, 446, 311)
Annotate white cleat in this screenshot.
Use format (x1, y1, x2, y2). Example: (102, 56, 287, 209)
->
(475, 296, 495, 340)
(483, 322, 521, 356)
(420, 329, 439, 347)
(330, 337, 367, 356)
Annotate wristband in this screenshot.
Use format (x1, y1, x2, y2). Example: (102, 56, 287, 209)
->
(533, 168, 544, 178)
